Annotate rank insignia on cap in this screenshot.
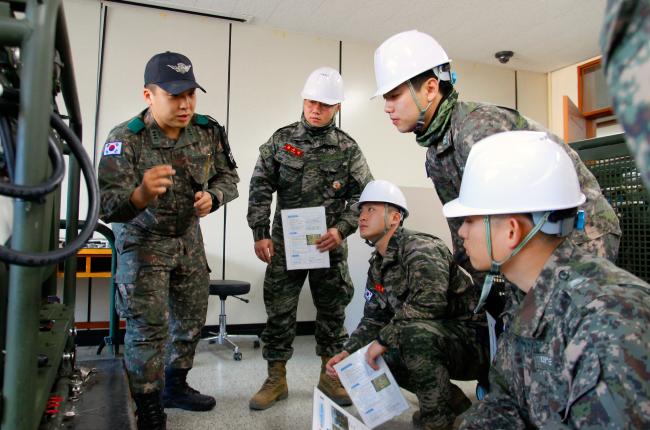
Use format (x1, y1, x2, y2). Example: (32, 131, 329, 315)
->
(374, 283, 384, 294)
(283, 143, 304, 157)
(103, 141, 122, 156)
(364, 288, 374, 302)
(167, 63, 191, 74)
(332, 181, 342, 190)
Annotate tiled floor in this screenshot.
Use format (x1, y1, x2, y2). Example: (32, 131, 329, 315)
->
(78, 335, 477, 429)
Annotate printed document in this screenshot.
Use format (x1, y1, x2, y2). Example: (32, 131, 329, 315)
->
(281, 206, 330, 270)
(312, 387, 370, 430)
(333, 344, 409, 428)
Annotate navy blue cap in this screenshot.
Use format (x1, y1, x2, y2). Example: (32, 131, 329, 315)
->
(144, 51, 206, 95)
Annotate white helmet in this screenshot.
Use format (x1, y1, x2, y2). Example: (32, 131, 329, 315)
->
(442, 131, 586, 219)
(301, 67, 344, 105)
(353, 180, 409, 218)
(373, 30, 452, 98)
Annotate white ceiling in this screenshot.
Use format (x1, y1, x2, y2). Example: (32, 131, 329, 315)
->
(129, 0, 606, 73)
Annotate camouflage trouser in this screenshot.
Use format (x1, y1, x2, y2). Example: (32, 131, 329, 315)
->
(261, 243, 354, 361)
(115, 227, 209, 394)
(383, 320, 490, 428)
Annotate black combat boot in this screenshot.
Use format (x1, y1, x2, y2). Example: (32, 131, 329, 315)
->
(133, 391, 166, 430)
(162, 368, 216, 411)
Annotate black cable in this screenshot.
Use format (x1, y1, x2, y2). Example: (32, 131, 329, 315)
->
(515, 70, 518, 111)
(222, 22, 232, 280)
(0, 116, 15, 181)
(0, 113, 99, 266)
(0, 133, 65, 200)
(338, 40, 342, 129)
(0, 96, 66, 199)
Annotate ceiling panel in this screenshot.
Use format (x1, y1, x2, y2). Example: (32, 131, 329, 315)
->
(129, 0, 606, 72)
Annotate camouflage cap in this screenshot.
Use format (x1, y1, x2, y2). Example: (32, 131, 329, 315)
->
(144, 51, 206, 95)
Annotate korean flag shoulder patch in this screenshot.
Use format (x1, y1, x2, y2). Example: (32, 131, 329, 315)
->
(103, 141, 123, 156)
(364, 288, 374, 302)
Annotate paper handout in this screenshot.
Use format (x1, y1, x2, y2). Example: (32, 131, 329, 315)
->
(333, 344, 409, 428)
(281, 206, 330, 270)
(312, 387, 370, 430)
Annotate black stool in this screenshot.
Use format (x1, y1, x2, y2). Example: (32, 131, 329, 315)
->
(204, 280, 260, 360)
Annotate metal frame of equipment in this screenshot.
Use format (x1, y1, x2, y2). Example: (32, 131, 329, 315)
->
(0, 1, 101, 428)
(574, 133, 650, 282)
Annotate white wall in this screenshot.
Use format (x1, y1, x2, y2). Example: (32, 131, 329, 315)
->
(60, 0, 549, 330)
(58, 0, 101, 236)
(454, 61, 516, 108)
(59, 0, 104, 323)
(518, 70, 549, 127)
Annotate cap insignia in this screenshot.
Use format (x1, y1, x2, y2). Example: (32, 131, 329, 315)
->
(167, 63, 191, 74)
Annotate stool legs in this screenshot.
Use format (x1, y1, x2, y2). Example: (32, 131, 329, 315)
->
(205, 296, 259, 360)
(206, 297, 241, 359)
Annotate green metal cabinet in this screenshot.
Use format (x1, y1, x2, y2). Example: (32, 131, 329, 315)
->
(573, 133, 650, 282)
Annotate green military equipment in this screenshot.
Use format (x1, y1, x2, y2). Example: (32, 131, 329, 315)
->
(574, 133, 650, 282)
(0, 1, 102, 429)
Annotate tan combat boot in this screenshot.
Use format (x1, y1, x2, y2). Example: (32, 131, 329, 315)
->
(317, 356, 352, 406)
(249, 361, 289, 410)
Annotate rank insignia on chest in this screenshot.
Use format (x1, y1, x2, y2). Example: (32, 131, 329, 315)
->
(103, 141, 122, 156)
(283, 143, 303, 157)
(364, 288, 374, 302)
(374, 283, 384, 294)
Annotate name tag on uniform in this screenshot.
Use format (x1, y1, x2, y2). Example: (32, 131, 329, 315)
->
(103, 141, 122, 156)
(534, 354, 554, 370)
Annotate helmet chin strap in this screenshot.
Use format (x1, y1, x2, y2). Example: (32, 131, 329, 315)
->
(364, 203, 395, 247)
(407, 80, 434, 133)
(474, 211, 551, 313)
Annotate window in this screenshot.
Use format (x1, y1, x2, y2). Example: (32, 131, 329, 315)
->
(577, 58, 614, 119)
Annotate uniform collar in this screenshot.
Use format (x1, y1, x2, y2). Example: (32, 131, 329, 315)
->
(415, 89, 458, 151)
(512, 239, 581, 338)
(292, 114, 338, 147)
(376, 227, 405, 269)
(144, 108, 199, 148)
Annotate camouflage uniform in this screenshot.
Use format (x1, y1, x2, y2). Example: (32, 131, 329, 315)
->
(99, 109, 239, 394)
(601, 0, 650, 194)
(416, 90, 622, 285)
(345, 228, 489, 429)
(247, 116, 372, 361)
(459, 239, 650, 428)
